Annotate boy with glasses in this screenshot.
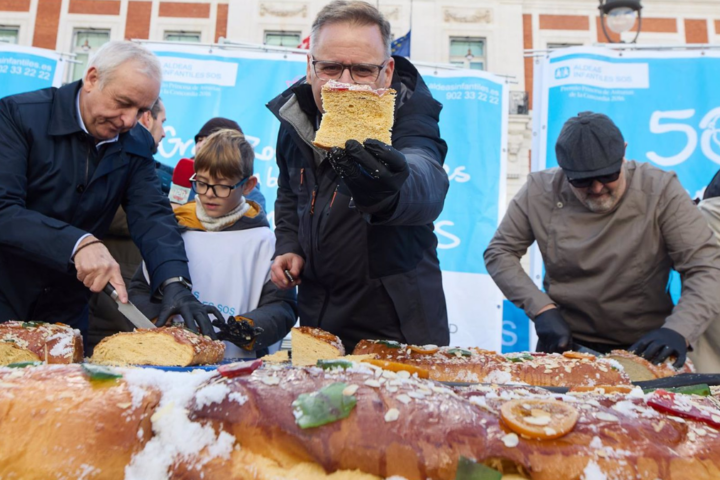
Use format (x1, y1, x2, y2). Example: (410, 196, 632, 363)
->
(129, 129, 297, 358)
(485, 111, 720, 367)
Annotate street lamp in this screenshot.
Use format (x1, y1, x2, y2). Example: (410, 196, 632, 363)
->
(598, 0, 643, 43)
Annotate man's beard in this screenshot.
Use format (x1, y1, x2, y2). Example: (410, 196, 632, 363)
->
(581, 188, 618, 213)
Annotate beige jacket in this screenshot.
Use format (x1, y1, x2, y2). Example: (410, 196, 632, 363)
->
(690, 197, 720, 372)
(485, 161, 720, 347)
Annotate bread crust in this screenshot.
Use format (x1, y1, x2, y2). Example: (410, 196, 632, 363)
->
(90, 326, 225, 366)
(182, 365, 720, 480)
(353, 340, 631, 387)
(0, 364, 160, 479)
(0, 321, 83, 365)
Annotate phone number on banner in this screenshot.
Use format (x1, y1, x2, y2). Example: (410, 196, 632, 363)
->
(445, 90, 500, 104)
(0, 64, 52, 80)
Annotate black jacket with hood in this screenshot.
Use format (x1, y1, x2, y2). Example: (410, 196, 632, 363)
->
(266, 56, 450, 351)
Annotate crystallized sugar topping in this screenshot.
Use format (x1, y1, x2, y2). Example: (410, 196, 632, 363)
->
(48, 333, 74, 358)
(123, 368, 235, 480)
(582, 460, 608, 480)
(324, 80, 391, 96)
(195, 382, 231, 409)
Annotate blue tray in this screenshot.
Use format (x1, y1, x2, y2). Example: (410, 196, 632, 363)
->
(133, 358, 253, 372)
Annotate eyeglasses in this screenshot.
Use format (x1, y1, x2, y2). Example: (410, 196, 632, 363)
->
(311, 57, 388, 84)
(567, 171, 621, 189)
(190, 174, 250, 198)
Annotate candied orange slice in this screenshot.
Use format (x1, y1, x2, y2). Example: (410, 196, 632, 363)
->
(361, 359, 430, 379)
(470, 347, 497, 355)
(569, 385, 634, 394)
(500, 399, 578, 440)
(562, 351, 596, 361)
(409, 345, 439, 355)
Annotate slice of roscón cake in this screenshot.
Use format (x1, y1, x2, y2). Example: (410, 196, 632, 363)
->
(313, 80, 396, 150)
(290, 326, 345, 366)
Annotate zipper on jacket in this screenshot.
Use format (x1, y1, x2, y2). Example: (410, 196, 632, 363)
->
(310, 184, 318, 215)
(316, 289, 330, 329)
(300, 168, 304, 186)
(329, 184, 339, 209)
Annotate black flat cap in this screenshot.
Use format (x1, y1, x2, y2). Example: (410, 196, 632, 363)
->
(556, 112, 625, 180)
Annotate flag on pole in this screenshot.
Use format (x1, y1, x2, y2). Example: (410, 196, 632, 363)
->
(390, 31, 411, 57)
(297, 36, 310, 50)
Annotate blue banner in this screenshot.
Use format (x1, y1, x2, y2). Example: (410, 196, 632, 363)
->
(0, 44, 64, 99)
(421, 72, 507, 276)
(538, 47, 720, 199)
(148, 45, 509, 350)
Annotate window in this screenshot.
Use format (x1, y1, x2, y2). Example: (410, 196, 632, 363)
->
(164, 31, 201, 43)
(0, 27, 19, 44)
(71, 29, 111, 82)
(264, 31, 302, 47)
(450, 37, 486, 71)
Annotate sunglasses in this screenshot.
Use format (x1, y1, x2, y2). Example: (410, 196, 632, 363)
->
(567, 171, 621, 189)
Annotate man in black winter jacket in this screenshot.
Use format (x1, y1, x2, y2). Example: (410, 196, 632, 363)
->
(267, 0, 450, 351)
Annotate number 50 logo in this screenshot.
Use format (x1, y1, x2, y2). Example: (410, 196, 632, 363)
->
(646, 107, 720, 166)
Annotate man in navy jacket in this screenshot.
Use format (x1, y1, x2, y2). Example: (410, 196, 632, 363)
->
(267, 1, 450, 351)
(0, 41, 221, 338)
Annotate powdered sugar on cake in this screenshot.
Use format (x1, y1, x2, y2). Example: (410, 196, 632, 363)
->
(324, 80, 391, 96)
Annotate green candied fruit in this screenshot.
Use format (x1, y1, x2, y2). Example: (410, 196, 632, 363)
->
(447, 348, 473, 357)
(643, 384, 711, 397)
(292, 382, 357, 429)
(506, 353, 533, 363)
(81, 364, 122, 381)
(455, 457, 502, 480)
(316, 359, 353, 370)
(21, 321, 47, 329)
(6, 361, 42, 368)
(377, 340, 401, 348)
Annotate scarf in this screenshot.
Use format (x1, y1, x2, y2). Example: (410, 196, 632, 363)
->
(194, 196, 252, 231)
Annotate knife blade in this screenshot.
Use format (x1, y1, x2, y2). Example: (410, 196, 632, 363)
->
(103, 283, 157, 330)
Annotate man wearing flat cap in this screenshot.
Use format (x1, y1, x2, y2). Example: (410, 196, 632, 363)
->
(484, 111, 720, 367)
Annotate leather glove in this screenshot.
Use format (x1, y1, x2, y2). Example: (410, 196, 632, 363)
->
(157, 282, 222, 340)
(327, 139, 409, 208)
(630, 328, 687, 368)
(534, 309, 572, 354)
(212, 316, 264, 350)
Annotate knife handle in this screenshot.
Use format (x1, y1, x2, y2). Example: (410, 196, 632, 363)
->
(103, 283, 119, 301)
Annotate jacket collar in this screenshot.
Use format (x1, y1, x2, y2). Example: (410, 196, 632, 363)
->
(48, 80, 85, 137)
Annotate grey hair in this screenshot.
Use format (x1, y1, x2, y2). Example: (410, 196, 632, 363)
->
(85, 41, 162, 89)
(149, 96, 163, 119)
(310, 0, 392, 58)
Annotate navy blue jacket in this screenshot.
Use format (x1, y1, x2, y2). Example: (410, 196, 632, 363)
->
(267, 56, 450, 351)
(0, 81, 190, 333)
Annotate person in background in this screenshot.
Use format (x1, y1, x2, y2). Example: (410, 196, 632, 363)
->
(0, 41, 221, 343)
(266, 0, 450, 351)
(190, 117, 266, 212)
(87, 97, 170, 350)
(129, 129, 297, 357)
(484, 112, 720, 367)
(691, 178, 720, 372)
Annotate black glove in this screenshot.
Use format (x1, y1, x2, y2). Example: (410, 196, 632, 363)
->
(157, 282, 222, 340)
(630, 328, 687, 368)
(327, 139, 409, 208)
(534, 308, 572, 354)
(211, 316, 264, 349)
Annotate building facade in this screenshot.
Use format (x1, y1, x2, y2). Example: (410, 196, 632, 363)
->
(2, 0, 719, 200)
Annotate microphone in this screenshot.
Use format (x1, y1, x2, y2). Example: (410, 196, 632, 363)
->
(168, 158, 195, 205)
